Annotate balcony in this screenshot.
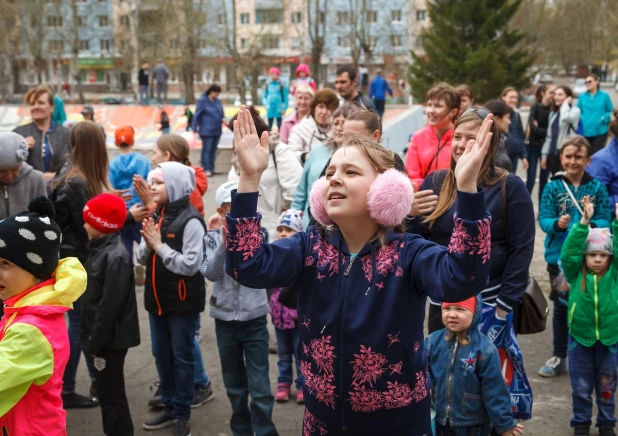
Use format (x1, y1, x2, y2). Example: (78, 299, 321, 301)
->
(255, 0, 283, 9)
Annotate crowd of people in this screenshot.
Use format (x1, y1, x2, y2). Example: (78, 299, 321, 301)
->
(0, 67, 617, 436)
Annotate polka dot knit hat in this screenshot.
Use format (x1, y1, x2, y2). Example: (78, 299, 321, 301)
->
(0, 196, 61, 280)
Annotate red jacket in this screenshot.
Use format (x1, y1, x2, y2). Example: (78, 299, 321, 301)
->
(189, 167, 208, 216)
(405, 126, 454, 187)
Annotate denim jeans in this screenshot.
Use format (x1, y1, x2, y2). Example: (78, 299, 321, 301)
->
(120, 221, 142, 266)
(509, 152, 519, 174)
(550, 269, 569, 359)
(268, 117, 282, 131)
(194, 315, 210, 387)
(63, 297, 96, 394)
(215, 316, 278, 436)
(568, 336, 618, 428)
(149, 313, 198, 421)
(200, 135, 221, 173)
(525, 145, 549, 202)
(274, 327, 304, 389)
(139, 85, 149, 105)
(586, 134, 608, 156)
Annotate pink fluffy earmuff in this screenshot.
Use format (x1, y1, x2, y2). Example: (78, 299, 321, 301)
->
(309, 169, 414, 227)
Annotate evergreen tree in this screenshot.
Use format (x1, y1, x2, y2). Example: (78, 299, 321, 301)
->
(408, 0, 535, 103)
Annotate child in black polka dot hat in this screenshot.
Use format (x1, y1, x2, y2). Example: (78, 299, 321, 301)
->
(0, 195, 87, 435)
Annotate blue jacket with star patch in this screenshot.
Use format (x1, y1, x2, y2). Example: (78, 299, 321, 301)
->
(426, 296, 517, 434)
(225, 189, 491, 434)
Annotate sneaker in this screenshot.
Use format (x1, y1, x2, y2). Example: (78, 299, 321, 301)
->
(205, 171, 213, 177)
(143, 412, 174, 431)
(135, 265, 146, 286)
(600, 426, 617, 436)
(89, 381, 97, 399)
(173, 420, 191, 436)
(62, 392, 99, 409)
(148, 382, 163, 408)
(275, 383, 290, 402)
(539, 356, 567, 377)
(573, 424, 590, 436)
(296, 389, 304, 404)
(191, 383, 215, 408)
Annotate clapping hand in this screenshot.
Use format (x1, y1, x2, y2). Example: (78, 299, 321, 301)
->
(133, 175, 155, 209)
(234, 105, 270, 192)
(141, 217, 162, 251)
(580, 196, 594, 225)
(453, 114, 494, 193)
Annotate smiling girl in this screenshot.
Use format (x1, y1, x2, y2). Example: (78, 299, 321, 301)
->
(224, 106, 493, 435)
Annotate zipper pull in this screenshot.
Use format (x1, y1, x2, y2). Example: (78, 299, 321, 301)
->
(344, 256, 355, 276)
(321, 324, 327, 334)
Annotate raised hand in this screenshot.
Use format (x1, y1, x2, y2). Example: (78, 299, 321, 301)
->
(580, 196, 594, 224)
(615, 203, 618, 221)
(234, 106, 270, 179)
(133, 175, 155, 209)
(454, 114, 494, 193)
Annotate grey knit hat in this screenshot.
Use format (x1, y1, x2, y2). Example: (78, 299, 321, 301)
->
(0, 132, 29, 169)
(585, 228, 613, 256)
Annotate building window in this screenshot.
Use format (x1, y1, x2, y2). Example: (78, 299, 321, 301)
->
(366, 10, 377, 23)
(120, 15, 130, 26)
(390, 35, 402, 47)
(100, 39, 111, 51)
(290, 37, 301, 50)
(291, 12, 302, 23)
(240, 38, 249, 49)
(99, 16, 109, 27)
(416, 10, 426, 21)
(77, 16, 86, 27)
(46, 16, 62, 27)
(48, 40, 63, 52)
(199, 39, 208, 49)
(391, 10, 402, 22)
(79, 40, 89, 50)
(256, 9, 283, 24)
(318, 11, 326, 24)
(170, 39, 179, 49)
(119, 40, 129, 52)
(240, 13, 250, 24)
(261, 36, 279, 49)
(336, 11, 349, 24)
(217, 14, 225, 25)
(415, 36, 424, 48)
(337, 36, 351, 48)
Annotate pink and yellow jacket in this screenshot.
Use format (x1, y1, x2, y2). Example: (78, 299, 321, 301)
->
(0, 258, 87, 436)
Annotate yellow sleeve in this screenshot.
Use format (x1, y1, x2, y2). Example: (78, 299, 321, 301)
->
(0, 323, 54, 417)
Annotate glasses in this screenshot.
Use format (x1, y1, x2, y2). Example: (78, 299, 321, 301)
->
(585, 80, 594, 84)
(463, 108, 490, 119)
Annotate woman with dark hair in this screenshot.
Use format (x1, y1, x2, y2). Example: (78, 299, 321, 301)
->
(500, 87, 527, 173)
(484, 99, 515, 172)
(577, 73, 614, 154)
(526, 84, 554, 199)
(193, 83, 225, 176)
(541, 85, 581, 175)
(49, 121, 113, 409)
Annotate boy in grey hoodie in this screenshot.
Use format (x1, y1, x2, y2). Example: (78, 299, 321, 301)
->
(137, 162, 206, 436)
(0, 132, 47, 318)
(200, 180, 278, 436)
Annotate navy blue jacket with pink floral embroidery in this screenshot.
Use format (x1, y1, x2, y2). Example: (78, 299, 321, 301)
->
(226, 189, 491, 435)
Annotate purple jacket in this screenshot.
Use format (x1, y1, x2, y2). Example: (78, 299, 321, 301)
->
(269, 288, 298, 330)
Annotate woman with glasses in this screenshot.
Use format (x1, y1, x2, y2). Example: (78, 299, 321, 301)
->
(407, 108, 535, 333)
(577, 74, 614, 155)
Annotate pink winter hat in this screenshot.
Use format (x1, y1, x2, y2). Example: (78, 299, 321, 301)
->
(296, 64, 310, 77)
(269, 67, 281, 76)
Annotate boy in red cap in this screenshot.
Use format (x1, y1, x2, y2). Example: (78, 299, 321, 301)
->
(80, 193, 141, 436)
(109, 126, 151, 284)
(426, 297, 525, 436)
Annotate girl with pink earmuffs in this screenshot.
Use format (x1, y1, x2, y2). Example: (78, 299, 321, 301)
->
(223, 106, 494, 436)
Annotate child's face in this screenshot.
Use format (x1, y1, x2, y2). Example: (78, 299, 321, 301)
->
(298, 71, 307, 78)
(277, 226, 297, 240)
(150, 178, 168, 204)
(560, 145, 591, 179)
(83, 222, 105, 241)
(442, 305, 474, 333)
(151, 144, 169, 166)
(324, 146, 377, 223)
(0, 257, 38, 300)
(585, 251, 610, 274)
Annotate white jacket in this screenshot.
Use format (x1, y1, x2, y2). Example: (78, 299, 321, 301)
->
(228, 142, 302, 234)
(287, 115, 332, 160)
(541, 102, 582, 158)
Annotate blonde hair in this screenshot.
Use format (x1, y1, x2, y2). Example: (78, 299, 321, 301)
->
(425, 111, 505, 228)
(295, 84, 315, 99)
(325, 133, 406, 244)
(156, 133, 192, 166)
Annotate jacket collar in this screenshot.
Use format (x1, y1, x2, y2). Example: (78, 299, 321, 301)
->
(88, 232, 121, 252)
(159, 195, 190, 217)
(551, 171, 594, 185)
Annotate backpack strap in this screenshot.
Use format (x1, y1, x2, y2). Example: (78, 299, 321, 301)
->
(280, 82, 284, 101)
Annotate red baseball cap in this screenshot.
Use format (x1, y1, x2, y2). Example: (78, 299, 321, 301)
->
(115, 126, 135, 147)
(442, 297, 477, 314)
(83, 193, 127, 234)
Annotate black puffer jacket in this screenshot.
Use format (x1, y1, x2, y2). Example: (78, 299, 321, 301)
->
(80, 233, 140, 355)
(49, 170, 92, 263)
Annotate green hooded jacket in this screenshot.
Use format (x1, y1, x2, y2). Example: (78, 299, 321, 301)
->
(562, 220, 618, 347)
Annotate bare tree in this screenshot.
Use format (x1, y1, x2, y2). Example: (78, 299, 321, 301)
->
(19, 0, 47, 84)
(307, 0, 328, 85)
(221, 0, 247, 104)
(0, 0, 19, 100)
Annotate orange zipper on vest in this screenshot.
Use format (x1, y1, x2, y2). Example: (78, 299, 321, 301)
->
(151, 209, 165, 315)
(178, 279, 187, 301)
